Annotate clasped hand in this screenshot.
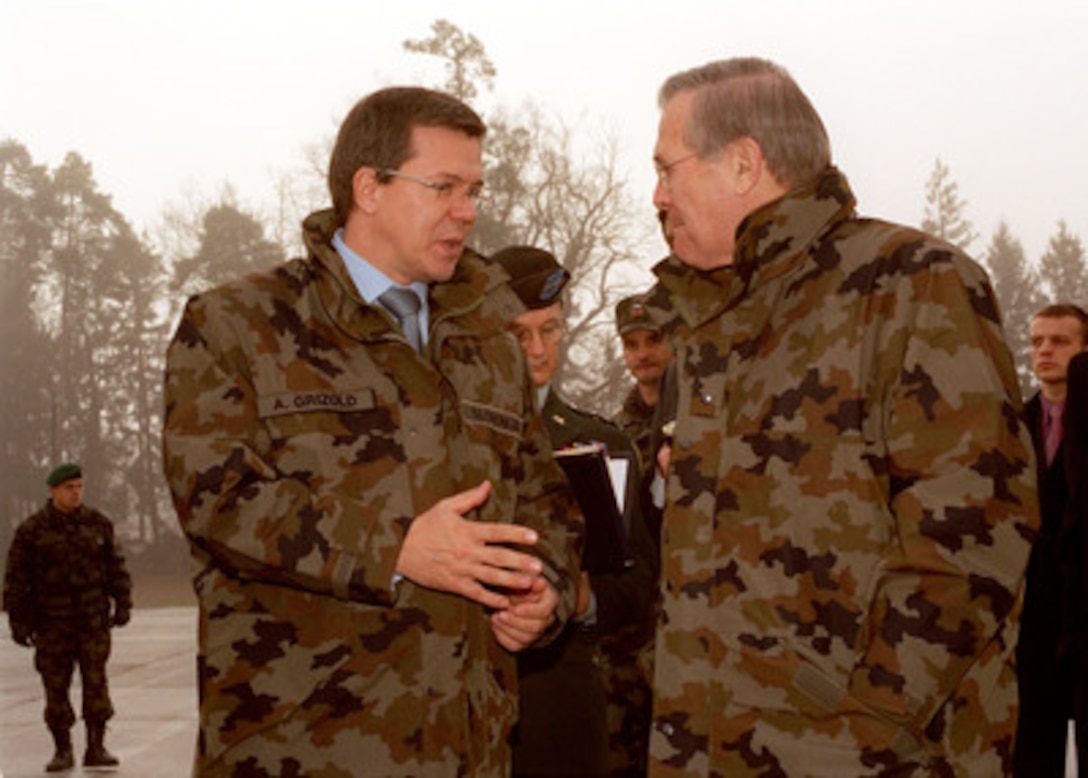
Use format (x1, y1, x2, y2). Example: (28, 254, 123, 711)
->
(395, 481, 559, 652)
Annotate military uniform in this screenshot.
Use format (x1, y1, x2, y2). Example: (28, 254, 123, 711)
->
(512, 389, 657, 777)
(613, 294, 670, 474)
(4, 499, 131, 735)
(162, 209, 583, 778)
(615, 385, 656, 473)
(646, 167, 1037, 776)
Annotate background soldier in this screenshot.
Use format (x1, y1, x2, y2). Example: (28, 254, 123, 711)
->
(4, 462, 132, 772)
(613, 293, 674, 471)
(495, 245, 658, 777)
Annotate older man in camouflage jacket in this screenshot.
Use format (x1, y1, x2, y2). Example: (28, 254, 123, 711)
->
(644, 58, 1037, 777)
(162, 87, 583, 777)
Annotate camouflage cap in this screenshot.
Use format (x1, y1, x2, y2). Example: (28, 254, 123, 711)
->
(492, 246, 569, 310)
(615, 294, 660, 335)
(46, 462, 82, 487)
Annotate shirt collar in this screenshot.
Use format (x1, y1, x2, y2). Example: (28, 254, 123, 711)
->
(332, 229, 430, 321)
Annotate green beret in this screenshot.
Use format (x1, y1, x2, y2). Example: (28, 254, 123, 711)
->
(46, 462, 82, 487)
(492, 245, 570, 310)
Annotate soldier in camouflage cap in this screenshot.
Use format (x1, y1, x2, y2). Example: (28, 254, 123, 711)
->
(4, 463, 132, 772)
(613, 292, 674, 471)
(644, 57, 1037, 776)
(162, 87, 583, 777)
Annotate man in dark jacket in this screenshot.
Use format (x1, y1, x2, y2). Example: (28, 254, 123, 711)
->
(1015, 303, 1088, 777)
(1059, 349, 1088, 776)
(495, 245, 659, 777)
(4, 462, 132, 772)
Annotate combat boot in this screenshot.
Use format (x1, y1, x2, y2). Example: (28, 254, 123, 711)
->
(83, 721, 120, 769)
(45, 727, 74, 772)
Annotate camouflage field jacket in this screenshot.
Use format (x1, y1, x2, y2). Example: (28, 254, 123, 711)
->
(4, 502, 131, 631)
(615, 383, 657, 472)
(646, 168, 1038, 777)
(162, 210, 583, 778)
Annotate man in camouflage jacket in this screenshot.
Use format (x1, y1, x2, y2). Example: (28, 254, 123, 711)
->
(645, 58, 1037, 777)
(4, 462, 132, 771)
(162, 87, 582, 778)
(614, 293, 674, 473)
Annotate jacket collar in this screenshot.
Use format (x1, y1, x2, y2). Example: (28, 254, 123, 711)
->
(652, 167, 856, 330)
(300, 209, 522, 343)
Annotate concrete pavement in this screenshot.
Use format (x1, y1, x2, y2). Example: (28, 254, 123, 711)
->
(1, 608, 198, 778)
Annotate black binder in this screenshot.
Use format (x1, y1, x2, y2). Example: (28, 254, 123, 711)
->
(553, 443, 633, 573)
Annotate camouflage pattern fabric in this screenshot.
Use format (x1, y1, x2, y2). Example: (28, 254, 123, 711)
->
(4, 501, 131, 729)
(34, 622, 114, 728)
(615, 384, 657, 475)
(162, 209, 583, 778)
(645, 168, 1038, 777)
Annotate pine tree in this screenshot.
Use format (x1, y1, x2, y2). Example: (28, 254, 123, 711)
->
(982, 221, 1044, 398)
(921, 158, 978, 252)
(0, 141, 57, 542)
(1037, 220, 1088, 306)
(172, 201, 285, 296)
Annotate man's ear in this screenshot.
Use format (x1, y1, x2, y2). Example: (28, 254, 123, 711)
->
(727, 136, 766, 196)
(352, 167, 382, 214)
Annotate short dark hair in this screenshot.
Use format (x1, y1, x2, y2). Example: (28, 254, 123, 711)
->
(659, 57, 831, 189)
(327, 87, 486, 224)
(1032, 303, 1088, 344)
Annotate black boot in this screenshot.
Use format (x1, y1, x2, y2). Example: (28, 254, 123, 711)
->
(45, 727, 74, 772)
(83, 721, 120, 768)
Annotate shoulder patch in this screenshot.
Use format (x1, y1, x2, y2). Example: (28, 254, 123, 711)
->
(462, 399, 523, 437)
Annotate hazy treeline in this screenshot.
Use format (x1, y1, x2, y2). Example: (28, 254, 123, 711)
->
(2, 19, 1085, 570)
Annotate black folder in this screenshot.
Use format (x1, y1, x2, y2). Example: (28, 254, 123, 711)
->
(553, 444, 633, 573)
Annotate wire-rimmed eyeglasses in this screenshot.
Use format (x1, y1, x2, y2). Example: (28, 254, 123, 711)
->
(653, 152, 699, 187)
(377, 168, 489, 208)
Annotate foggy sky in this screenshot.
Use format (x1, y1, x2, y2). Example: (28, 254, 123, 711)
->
(3, 0, 1087, 281)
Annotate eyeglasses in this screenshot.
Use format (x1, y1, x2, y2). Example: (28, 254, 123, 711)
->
(653, 152, 699, 187)
(511, 320, 564, 349)
(377, 168, 489, 208)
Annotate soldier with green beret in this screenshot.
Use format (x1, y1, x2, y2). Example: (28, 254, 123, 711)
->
(4, 462, 132, 772)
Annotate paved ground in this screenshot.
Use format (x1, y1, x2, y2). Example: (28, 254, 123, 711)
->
(0, 608, 198, 778)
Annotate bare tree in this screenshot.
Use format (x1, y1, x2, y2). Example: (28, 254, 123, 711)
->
(403, 21, 655, 416)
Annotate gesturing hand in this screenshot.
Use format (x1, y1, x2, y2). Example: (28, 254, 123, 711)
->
(395, 481, 545, 610)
